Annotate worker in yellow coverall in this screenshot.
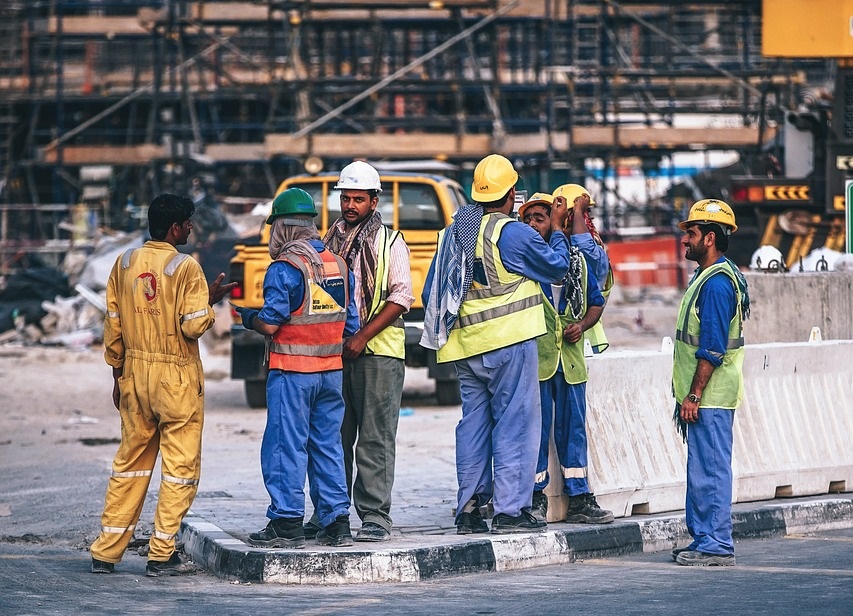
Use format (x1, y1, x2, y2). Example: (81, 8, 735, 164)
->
(90, 194, 234, 577)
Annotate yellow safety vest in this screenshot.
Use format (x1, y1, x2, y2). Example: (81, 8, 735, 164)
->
(672, 260, 745, 409)
(364, 227, 406, 359)
(437, 213, 545, 363)
(584, 263, 613, 354)
(537, 257, 589, 385)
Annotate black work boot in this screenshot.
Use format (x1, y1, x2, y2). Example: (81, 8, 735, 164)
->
(248, 517, 305, 548)
(303, 518, 322, 539)
(564, 493, 615, 524)
(491, 510, 546, 534)
(456, 508, 489, 535)
(316, 515, 353, 547)
(146, 551, 198, 577)
(530, 490, 548, 522)
(91, 558, 114, 574)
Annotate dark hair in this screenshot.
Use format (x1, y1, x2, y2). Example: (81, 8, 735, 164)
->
(478, 189, 512, 210)
(148, 193, 195, 240)
(697, 223, 729, 253)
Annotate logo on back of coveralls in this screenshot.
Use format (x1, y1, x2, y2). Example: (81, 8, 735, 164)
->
(134, 271, 159, 302)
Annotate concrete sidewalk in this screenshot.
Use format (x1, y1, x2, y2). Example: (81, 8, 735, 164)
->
(184, 360, 853, 584)
(181, 492, 853, 585)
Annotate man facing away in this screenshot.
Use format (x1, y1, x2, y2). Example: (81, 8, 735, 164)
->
(319, 161, 414, 542)
(671, 198, 748, 567)
(518, 193, 612, 525)
(91, 193, 235, 577)
(238, 188, 359, 549)
(421, 154, 570, 534)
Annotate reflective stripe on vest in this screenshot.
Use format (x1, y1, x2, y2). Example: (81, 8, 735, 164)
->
(537, 257, 589, 384)
(672, 260, 745, 409)
(364, 227, 406, 359)
(269, 250, 349, 373)
(437, 213, 545, 363)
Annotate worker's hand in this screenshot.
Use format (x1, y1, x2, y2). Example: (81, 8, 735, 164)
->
(574, 194, 591, 217)
(209, 273, 238, 306)
(112, 378, 120, 410)
(239, 308, 259, 331)
(550, 196, 569, 231)
(342, 332, 368, 360)
(679, 398, 699, 423)
(563, 322, 583, 344)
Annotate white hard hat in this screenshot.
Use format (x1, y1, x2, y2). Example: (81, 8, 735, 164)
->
(334, 161, 382, 193)
(750, 245, 785, 271)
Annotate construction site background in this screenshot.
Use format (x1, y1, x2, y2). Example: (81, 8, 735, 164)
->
(0, 0, 841, 274)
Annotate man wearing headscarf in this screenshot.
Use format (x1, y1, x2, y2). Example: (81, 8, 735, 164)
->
(238, 188, 360, 549)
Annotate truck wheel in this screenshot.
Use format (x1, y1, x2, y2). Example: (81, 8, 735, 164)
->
(244, 380, 267, 408)
(435, 379, 461, 406)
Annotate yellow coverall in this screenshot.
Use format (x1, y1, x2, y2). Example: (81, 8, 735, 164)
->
(90, 241, 214, 564)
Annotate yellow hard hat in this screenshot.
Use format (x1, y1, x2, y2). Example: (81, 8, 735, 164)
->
(471, 154, 518, 202)
(552, 183, 595, 208)
(678, 198, 738, 233)
(517, 192, 554, 220)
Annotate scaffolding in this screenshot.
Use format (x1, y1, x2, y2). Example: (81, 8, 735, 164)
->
(0, 1, 833, 251)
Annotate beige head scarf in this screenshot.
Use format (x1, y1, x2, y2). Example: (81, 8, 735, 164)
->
(268, 217, 325, 281)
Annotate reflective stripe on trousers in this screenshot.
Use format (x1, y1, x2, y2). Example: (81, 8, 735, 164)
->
(534, 375, 590, 496)
(90, 357, 203, 564)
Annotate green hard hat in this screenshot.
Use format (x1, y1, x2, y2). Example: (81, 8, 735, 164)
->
(266, 187, 317, 224)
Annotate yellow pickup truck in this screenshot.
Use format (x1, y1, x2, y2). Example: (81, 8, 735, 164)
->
(228, 171, 467, 407)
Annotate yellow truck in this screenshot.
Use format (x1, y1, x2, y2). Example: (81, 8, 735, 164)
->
(228, 171, 467, 407)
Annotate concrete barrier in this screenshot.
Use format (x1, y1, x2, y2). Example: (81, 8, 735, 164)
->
(544, 340, 853, 521)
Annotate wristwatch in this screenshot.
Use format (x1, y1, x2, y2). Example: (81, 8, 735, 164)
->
(687, 393, 701, 403)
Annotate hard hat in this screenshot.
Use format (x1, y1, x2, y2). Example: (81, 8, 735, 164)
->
(552, 183, 595, 208)
(678, 198, 738, 233)
(471, 154, 518, 202)
(334, 161, 383, 193)
(517, 192, 554, 220)
(750, 245, 785, 271)
(266, 187, 317, 224)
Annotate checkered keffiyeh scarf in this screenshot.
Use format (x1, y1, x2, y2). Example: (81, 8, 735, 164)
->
(324, 211, 383, 325)
(421, 205, 482, 350)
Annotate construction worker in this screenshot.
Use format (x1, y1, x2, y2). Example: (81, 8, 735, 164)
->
(238, 188, 359, 549)
(91, 194, 235, 576)
(319, 160, 414, 542)
(671, 198, 748, 567)
(518, 193, 612, 525)
(421, 154, 570, 534)
(552, 184, 613, 354)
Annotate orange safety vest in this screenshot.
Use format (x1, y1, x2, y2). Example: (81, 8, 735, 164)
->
(268, 249, 350, 373)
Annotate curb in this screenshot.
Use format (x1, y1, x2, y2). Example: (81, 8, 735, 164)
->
(179, 496, 853, 585)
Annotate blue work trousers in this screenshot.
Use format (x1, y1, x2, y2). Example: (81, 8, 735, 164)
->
(262, 369, 350, 528)
(454, 339, 540, 522)
(534, 375, 590, 496)
(685, 407, 735, 556)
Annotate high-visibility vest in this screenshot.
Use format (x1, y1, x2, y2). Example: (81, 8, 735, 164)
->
(437, 213, 545, 363)
(672, 260, 745, 409)
(584, 261, 613, 354)
(537, 257, 589, 385)
(268, 249, 349, 373)
(364, 227, 406, 359)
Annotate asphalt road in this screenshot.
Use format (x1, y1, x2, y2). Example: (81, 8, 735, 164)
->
(2, 529, 852, 615)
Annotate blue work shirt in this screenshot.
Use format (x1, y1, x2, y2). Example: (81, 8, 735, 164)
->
(540, 266, 605, 313)
(694, 256, 737, 367)
(258, 239, 360, 337)
(422, 218, 571, 306)
(571, 232, 610, 291)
